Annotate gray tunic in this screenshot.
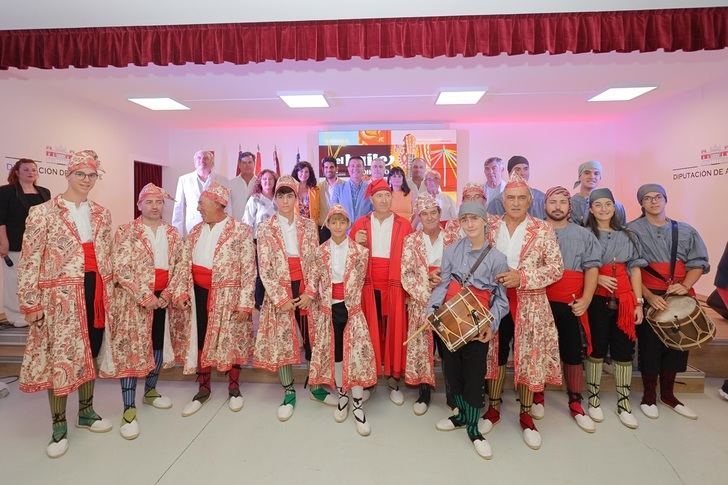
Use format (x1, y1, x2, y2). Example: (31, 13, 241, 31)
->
(571, 193, 627, 227)
(595, 229, 648, 271)
(554, 223, 602, 272)
(627, 217, 710, 272)
(428, 238, 510, 332)
(486, 188, 546, 220)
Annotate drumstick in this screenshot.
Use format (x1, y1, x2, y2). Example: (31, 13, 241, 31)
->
(403, 322, 430, 346)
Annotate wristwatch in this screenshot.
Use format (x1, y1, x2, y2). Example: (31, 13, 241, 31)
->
(636, 297, 645, 304)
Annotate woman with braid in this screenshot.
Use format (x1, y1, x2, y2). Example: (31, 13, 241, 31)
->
(17, 150, 113, 458)
(254, 175, 336, 421)
(584, 188, 646, 429)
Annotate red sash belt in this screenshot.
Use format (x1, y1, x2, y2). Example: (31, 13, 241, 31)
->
(547, 269, 592, 354)
(506, 287, 519, 321)
(332, 282, 345, 300)
(192, 264, 212, 290)
(641, 261, 695, 296)
(82, 242, 105, 329)
(370, 257, 390, 317)
(427, 265, 440, 273)
(288, 257, 303, 282)
(445, 280, 492, 310)
(154, 269, 169, 292)
(594, 263, 637, 340)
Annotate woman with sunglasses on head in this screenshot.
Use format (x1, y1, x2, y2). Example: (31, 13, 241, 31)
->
(0, 158, 51, 328)
(17, 150, 114, 458)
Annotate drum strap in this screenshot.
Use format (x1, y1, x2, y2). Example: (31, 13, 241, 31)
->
(459, 244, 493, 287)
(643, 220, 679, 284)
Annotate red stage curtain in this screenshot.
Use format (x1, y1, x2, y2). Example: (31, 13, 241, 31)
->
(1, 8, 726, 70)
(133, 161, 162, 218)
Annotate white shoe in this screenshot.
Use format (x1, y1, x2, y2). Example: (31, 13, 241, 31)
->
(353, 407, 370, 436)
(671, 404, 698, 420)
(46, 438, 69, 459)
(334, 394, 349, 423)
(574, 414, 596, 433)
(277, 404, 294, 422)
(413, 401, 428, 416)
(362, 388, 372, 402)
(530, 403, 545, 420)
(640, 403, 659, 419)
(617, 410, 639, 429)
(148, 396, 173, 409)
(181, 400, 203, 417)
(473, 438, 493, 459)
(719, 388, 728, 401)
(588, 405, 604, 423)
(522, 428, 542, 450)
(12, 320, 29, 328)
(76, 418, 112, 433)
(389, 389, 404, 406)
(436, 417, 462, 431)
(477, 418, 495, 435)
(120, 419, 139, 440)
(228, 395, 244, 412)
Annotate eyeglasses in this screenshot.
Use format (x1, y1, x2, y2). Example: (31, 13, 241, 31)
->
(642, 194, 664, 203)
(73, 171, 99, 181)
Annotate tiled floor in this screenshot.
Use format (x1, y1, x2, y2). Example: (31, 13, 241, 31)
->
(1, 378, 727, 485)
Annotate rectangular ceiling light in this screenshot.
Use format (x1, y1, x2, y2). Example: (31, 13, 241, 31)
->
(588, 87, 657, 102)
(279, 94, 329, 108)
(128, 97, 190, 110)
(436, 90, 486, 105)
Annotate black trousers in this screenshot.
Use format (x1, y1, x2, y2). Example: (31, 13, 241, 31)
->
(193, 284, 209, 351)
(332, 302, 348, 363)
(587, 296, 634, 361)
(550, 302, 585, 365)
(441, 340, 489, 409)
(497, 312, 515, 366)
(151, 290, 166, 351)
(291, 280, 311, 361)
(83, 272, 104, 358)
(637, 289, 688, 374)
(253, 240, 265, 310)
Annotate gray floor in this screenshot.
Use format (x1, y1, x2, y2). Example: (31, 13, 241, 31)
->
(1, 378, 727, 485)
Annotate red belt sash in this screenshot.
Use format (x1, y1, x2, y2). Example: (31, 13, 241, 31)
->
(594, 263, 637, 340)
(547, 269, 592, 354)
(641, 261, 695, 296)
(192, 264, 212, 290)
(445, 280, 492, 310)
(428, 265, 439, 273)
(82, 242, 105, 329)
(154, 269, 169, 292)
(506, 287, 519, 320)
(287, 257, 307, 315)
(332, 282, 345, 300)
(370, 257, 390, 317)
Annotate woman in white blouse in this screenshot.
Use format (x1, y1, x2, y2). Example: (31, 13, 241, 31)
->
(243, 169, 278, 309)
(243, 169, 278, 238)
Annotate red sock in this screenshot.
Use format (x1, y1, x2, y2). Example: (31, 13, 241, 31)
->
(641, 373, 658, 405)
(197, 351, 211, 394)
(482, 406, 501, 423)
(519, 412, 537, 431)
(228, 365, 241, 393)
(659, 370, 682, 407)
(533, 391, 545, 406)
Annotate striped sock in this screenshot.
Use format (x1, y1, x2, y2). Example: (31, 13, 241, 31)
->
(518, 384, 534, 415)
(47, 391, 68, 443)
(641, 373, 658, 405)
(488, 365, 506, 411)
(460, 399, 482, 441)
(228, 365, 241, 397)
(585, 357, 603, 408)
(614, 360, 633, 414)
(121, 377, 137, 411)
(144, 349, 163, 393)
(78, 380, 102, 426)
(564, 363, 584, 401)
(450, 394, 466, 427)
(278, 365, 296, 406)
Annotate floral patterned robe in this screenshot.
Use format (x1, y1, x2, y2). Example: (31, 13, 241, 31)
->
(175, 217, 256, 373)
(17, 196, 113, 395)
(485, 215, 564, 392)
(400, 227, 460, 386)
(98, 219, 186, 378)
(253, 214, 318, 372)
(307, 240, 377, 390)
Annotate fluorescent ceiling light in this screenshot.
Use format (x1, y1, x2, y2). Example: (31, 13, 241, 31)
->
(279, 94, 329, 108)
(588, 87, 657, 102)
(128, 97, 190, 110)
(436, 90, 486, 105)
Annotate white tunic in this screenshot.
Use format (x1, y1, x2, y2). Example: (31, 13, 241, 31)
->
(329, 238, 349, 304)
(370, 213, 394, 258)
(228, 175, 257, 222)
(496, 219, 528, 269)
(277, 215, 300, 257)
(422, 231, 444, 267)
(61, 199, 92, 242)
(143, 224, 169, 270)
(192, 219, 228, 269)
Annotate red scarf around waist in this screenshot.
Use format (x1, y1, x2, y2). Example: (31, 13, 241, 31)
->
(641, 261, 696, 296)
(192, 264, 212, 290)
(154, 269, 169, 292)
(370, 256, 390, 317)
(332, 282, 345, 300)
(507, 287, 518, 321)
(82, 242, 105, 329)
(594, 263, 637, 340)
(546, 269, 592, 354)
(445, 280, 492, 310)
(287, 257, 308, 315)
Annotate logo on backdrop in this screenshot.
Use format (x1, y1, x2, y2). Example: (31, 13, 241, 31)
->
(672, 144, 728, 182)
(3, 145, 75, 179)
